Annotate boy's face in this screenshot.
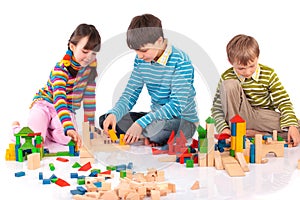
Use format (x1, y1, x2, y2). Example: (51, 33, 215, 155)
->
(232, 57, 258, 78)
(135, 38, 164, 62)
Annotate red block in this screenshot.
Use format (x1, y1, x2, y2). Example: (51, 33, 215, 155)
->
(56, 157, 69, 162)
(55, 178, 70, 187)
(78, 162, 92, 171)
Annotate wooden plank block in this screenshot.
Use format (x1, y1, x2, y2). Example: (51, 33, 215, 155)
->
(224, 163, 245, 177)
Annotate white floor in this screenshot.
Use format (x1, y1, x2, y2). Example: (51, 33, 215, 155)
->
(2, 138, 300, 200)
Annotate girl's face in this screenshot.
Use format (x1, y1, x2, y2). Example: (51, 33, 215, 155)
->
(69, 36, 97, 67)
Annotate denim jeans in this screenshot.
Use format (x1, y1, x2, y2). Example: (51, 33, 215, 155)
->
(99, 112, 196, 145)
(142, 118, 196, 145)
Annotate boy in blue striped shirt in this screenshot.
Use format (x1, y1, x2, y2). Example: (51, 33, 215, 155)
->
(100, 14, 199, 146)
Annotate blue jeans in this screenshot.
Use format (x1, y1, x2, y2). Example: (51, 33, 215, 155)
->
(143, 118, 196, 145)
(99, 112, 196, 145)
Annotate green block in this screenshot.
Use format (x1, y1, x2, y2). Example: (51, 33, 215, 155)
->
(49, 163, 55, 171)
(120, 170, 127, 178)
(205, 116, 216, 124)
(197, 125, 207, 138)
(277, 136, 284, 141)
(18, 149, 23, 162)
(72, 162, 81, 168)
(199, 147, 208, 153)
(56, 152, 71, 156)
(77, 178, 85, 185)
(51, 178, 58, 183)
(230, 149, 235, 157)
(186, 159, 194, 168)
(91, 169, 101, 173)
(106, 165, 116, 171)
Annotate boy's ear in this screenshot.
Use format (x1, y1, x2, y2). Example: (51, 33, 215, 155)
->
(155, 37, 164, 45)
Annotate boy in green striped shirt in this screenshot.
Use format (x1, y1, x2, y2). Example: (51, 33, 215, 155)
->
(211, 34, 300, 146)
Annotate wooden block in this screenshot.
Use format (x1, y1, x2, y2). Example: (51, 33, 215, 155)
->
(100, 190, 118, 200)
(214, 151, 224, 170)
(235, 152, 249, 172)
(150, 190, 160, 200)
(221, 155, 238, 165)
(224, 163, 245, 177)
(190, 180, 200, 190)
(168, 183, 176, 193)
(158, 155, 176, 162)
(27, 153, 40, 170)
(272, 130, 277, 141)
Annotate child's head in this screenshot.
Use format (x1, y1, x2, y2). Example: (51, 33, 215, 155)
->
(126, 14, 166, 62)
(226, 34, 260, 78)
(68, 24, 101, 67)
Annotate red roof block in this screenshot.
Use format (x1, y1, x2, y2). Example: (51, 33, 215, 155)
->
(230, 114, 245, 123)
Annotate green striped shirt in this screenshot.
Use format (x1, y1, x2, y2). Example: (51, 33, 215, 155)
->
(211, 64, 298, 132)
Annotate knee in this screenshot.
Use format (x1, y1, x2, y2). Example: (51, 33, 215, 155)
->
(220, 79, 241, 95)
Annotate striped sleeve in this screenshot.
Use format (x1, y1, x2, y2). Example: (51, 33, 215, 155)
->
(268, 71, 298, 128)
(51, 67, 75, 134)
(136, 59, 194, 128)
(83, 80, 96, 125)
(109, 63, 144, 121)
(211, 78, 229, 133)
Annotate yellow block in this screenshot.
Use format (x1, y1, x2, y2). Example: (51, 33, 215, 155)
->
(231, 136, 236, 150)
(119, 134, 125, 145)
(108, 129, 118, 142)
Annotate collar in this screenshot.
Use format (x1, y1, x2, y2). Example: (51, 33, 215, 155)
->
(155, 39, 172, 66)
(233, 64, 261, 83)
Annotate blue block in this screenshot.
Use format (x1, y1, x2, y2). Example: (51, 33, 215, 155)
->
(43, 179, 51, 184)
(127, 162, 133, 170)
(94, 182, 102, 188)
(250, 144, 255, 163)
(231, 123, 236, 136)
(39, 172, 43, 180)
(77, 186, 87, 193)
(70, 189, 85, 195)
(15, 171, 25, 177)
(70, 173, 78, 179)
(89, 171, 98, 177)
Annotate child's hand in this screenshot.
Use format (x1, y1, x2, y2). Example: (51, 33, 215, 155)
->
(124, 122, 142, 144)
(288, 126, 300, 146)
(103, 114, 117, 136)
(221, 128, 231, 135)
(67, 130, 82, 147)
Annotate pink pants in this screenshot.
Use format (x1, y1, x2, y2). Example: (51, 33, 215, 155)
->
(12, 100, 77, 146)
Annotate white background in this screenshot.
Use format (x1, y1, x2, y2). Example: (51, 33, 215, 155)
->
(1, 0, 300, 199)
(1, 0, 299, 148)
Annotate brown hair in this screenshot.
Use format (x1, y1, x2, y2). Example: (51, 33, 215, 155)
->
(68, 23, 101, 52)
(127, 14, 164, 50)
(226, 34, 260, 66)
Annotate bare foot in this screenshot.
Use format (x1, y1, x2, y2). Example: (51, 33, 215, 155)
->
(144, 138, 160, 147)
(12, 121, 20, 126)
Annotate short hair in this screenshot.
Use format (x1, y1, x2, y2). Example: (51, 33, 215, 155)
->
(127, 14, 164, 50)
(68, 23, 101, 52)
(226, 34, 260, 66)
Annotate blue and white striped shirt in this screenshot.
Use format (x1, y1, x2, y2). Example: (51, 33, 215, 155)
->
(109, 43, 199, 128)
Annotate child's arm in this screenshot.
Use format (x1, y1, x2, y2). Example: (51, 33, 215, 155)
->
(83, 78, 96, 126)
(268, 71, 298, 129)
(51, 67, 76, 135)
(211, 79, 230, 133)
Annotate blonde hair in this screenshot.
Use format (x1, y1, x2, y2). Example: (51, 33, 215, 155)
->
(226, 34, 260, 65)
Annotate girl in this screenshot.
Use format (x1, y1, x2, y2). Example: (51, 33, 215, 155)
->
(12, 23, 101, 149)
